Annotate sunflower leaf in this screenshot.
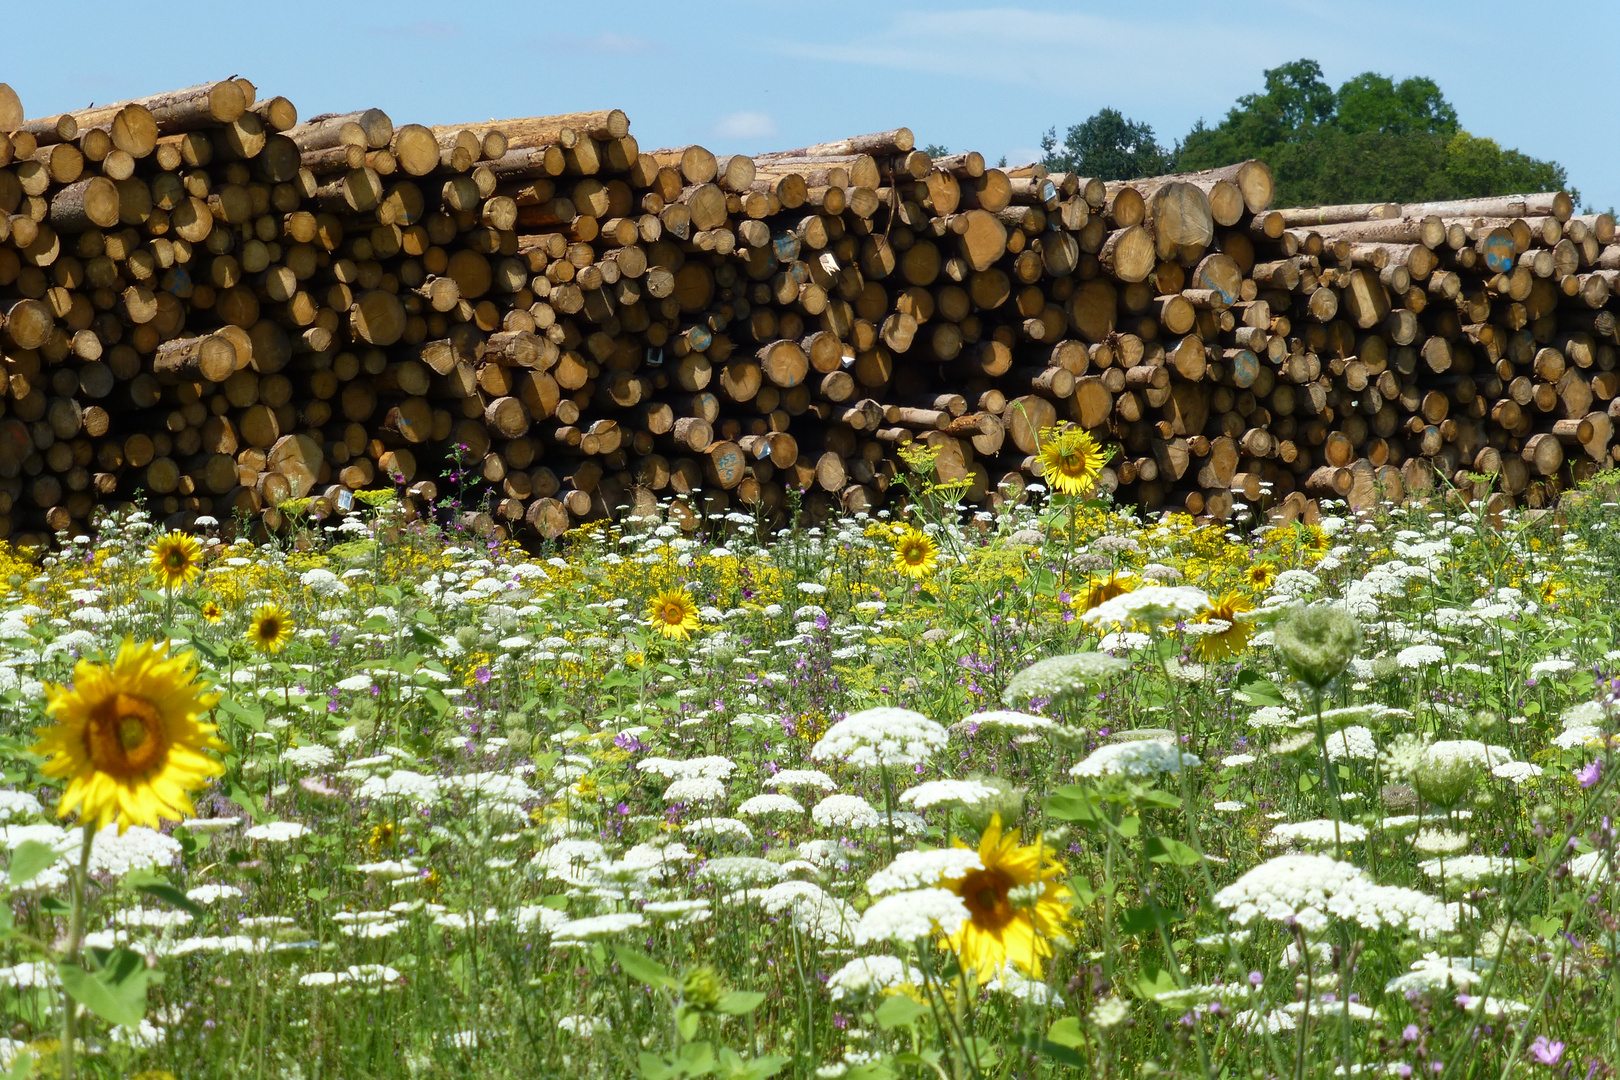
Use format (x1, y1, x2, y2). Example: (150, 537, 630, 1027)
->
(612, 944, 677, 989)
(135, 882, 206, 919)
(57, 950, 155, 1028)
(7, 839, 62, 888)
(874, 994, 928, 1030)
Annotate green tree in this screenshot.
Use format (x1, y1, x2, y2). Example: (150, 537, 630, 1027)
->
(1040, 108, 1171, 180)
(1174, 59, 1573, 206)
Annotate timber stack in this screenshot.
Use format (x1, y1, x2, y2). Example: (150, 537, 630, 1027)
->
(0, 76, 1615, 547)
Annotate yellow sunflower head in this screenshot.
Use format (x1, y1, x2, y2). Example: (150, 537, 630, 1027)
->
(943, 814, 1074, 977)
(891, 526, 938, 579)
(1193, 590, 1254, 661)
(1076, 572, 1135, 613)
(148, 532, 203, 590)
(32, 638, 226, 832)
(646, 588, 700, 641)
(199, 601, 224, 624)
(1244, 562, 1277, 590)
(1038, 425, 1106, 497)
(246, 604, 293, 653)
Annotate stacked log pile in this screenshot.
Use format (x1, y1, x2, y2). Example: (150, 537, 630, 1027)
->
(0, 76, 1614, 546)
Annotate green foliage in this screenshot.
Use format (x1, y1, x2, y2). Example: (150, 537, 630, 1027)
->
(1174, 58, 1574, 205)
(1040, 108, 1172, 179)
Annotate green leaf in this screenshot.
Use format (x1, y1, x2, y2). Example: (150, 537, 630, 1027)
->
(1046, 1015, 1086, 1049)
(1134, 963, 1180, 1001)
(1233, 669, 1287, 707)
(58, 950, 155, 1028)
(874, 993, 929, 1030)
(612, 945, 677, 988)
(715, 990, 766, 1016)
(1145, 836, 1203, 866)
(9, 1050, 33, 1080)
(1033, 1039, 1088, 1068)
(676, 1041, 716, 1076)
(638, 1051, 675, 1080)
(135, 882, 205, 919)
(1134, 788, 1183, 810)
(1529, 915, 1564, 939)
(410, 624, 446, 651)
(1119, 903, 1182, 936)
(8, 839, 62, 887)
(1114, 815, 1140, 838)
(1046, 787, 1103, 826)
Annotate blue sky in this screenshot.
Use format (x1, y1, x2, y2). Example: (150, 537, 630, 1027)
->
(9, 1, 1617, 210)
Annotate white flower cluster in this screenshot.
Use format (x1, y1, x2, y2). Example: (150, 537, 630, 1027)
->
(852, 888, 969, 944)
(827, 955, 924, 1000)
(1079, 586, 1209, 628)
(810, 708, 947, 769)
(1213, 854, 1454, 937)
(811, 794, 882, 829)
(1266, 819, 1369, 848)
(898, 779, 998, 810)
(1070, 738, 1200, 778)
(866, 848, 983, 895)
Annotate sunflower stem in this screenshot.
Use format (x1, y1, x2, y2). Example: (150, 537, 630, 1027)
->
(60, 821, 95, 1080)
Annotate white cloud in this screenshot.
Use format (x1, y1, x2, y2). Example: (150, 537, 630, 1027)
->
(713, 111, 779, 139)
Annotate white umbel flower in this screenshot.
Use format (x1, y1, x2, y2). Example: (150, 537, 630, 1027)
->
(1267, 819, 1369, 848)
(898, 779, 998, 810)
(1079, 586, 1209, 628)
(736, 793, 805, 816)
(852, 888, 969, 944)
(1213, 854, 1453, 937)
(1071, 739, 1200, 778)
(1395, 645, 1446, 668)
(866, 848, 984, 895)
(811, 707, 947, 769)
(828, 955, 924, 1000)
(811, 794, 882, 829)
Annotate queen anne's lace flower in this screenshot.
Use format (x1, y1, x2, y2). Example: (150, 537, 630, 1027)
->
(828, 955, 924, 1000)
(1002, 653, 1130, 705)
(811, 794, 882, 829)
(767, 769, 837, 791)
(898, 780, 998, 810)
(1079, 587, 1209, 628)
(1070, 738, 1200, 778)
(865, 848, 984, 895)
(1213, 854, 1453, 937)
(852, 888, 970, 944)
(550, 912, 647, 941)
(810, 708, 947, 768)
(1267, 819, 1369, 848)
(736, 793, 804, 816)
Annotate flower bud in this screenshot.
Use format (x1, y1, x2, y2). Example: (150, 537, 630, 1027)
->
(681, 966, 725, 1010)
(1411, 753, 1478, 810)
(1273, 604, 1362, 689)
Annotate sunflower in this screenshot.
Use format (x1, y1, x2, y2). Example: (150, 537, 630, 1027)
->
(32, 638, 226, 832)
(891, 526, 938, 579)
(245, 604, 293, 653)
(1038, 425, 1105, 496)
(148, 532, 203, 590)
(942, 814, 1074, 977)
(1076, 572, 1135, 613)
(646, 588, 699, 641)
(1244, 562, 1277, 590)
(1193, 590, 1254, 661)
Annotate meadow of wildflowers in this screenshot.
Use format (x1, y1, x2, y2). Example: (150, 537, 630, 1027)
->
(0, 464, 1619, 1080)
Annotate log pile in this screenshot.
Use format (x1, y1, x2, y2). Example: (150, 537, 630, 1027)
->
(0, 76, 1615, 546)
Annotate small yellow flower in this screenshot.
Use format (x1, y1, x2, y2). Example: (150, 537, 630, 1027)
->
(646, 589, 700, 641)
(1038, 425, 1106, 496)
(1194, 590, 1254, 661)
(148, 532, 203, 590)
(32, 639, 226, 832)
(942, 814, 1073, 977)
(369, 821, 397, 851)
(246, 604, 293, 653)
(891, 526, 938, 579)
(199, 600, 224, 624)
(1244, 562, 1277, 590)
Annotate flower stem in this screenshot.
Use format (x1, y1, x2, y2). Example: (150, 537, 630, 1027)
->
(61, 822, 95, 1080)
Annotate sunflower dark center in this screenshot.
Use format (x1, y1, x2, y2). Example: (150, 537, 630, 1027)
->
(957, 868, 1016, 930)
(85, 692, 168, 778)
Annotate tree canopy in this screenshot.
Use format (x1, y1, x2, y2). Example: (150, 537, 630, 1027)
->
(1040, 60, 1574, 207)
(1039, 108, 1172, 181)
